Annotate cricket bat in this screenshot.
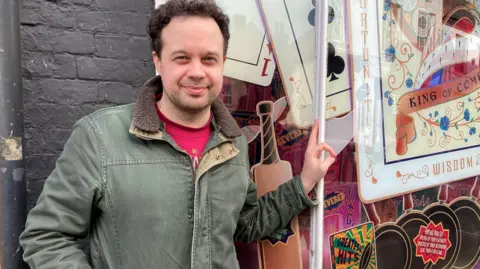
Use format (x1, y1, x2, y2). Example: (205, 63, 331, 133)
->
(251, 101, 303, 269)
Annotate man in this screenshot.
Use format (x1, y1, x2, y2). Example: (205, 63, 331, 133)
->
(19, 0, 336, 268)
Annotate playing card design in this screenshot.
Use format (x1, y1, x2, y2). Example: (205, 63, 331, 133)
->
(259, 0, 352, 128)
(216, 0, 276, 86)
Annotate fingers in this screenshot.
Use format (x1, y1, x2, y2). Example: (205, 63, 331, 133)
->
(307, 120, 319, 148)
(324, 155, 336, 167)
(312, 143, 337, 159)
(323, 144, 337, 158)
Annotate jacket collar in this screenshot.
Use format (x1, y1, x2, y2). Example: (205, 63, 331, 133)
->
(130, 75, 242, 139)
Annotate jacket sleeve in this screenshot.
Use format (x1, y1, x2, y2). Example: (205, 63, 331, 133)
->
(19, 117, 103, 269)
(234, 140, 319, 243)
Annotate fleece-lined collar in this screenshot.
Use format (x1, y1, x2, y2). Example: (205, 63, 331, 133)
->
(130, 75, 242, 138)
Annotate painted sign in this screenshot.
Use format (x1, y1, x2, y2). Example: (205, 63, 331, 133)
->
(329, 222, 377, 269)
(258, 0, 352, 127)
(350, 0, 480, 202)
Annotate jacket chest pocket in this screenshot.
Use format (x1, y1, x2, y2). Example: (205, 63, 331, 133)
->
(107, 160, 194, 228)
(105, 160, 196, 266)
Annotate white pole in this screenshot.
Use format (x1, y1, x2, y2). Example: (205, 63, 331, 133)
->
(310, 0, 329, 268)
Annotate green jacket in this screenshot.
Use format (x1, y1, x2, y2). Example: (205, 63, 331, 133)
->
(20, 76, 318, 269)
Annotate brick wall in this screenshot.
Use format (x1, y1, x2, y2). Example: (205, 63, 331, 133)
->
(20, 0, 155, 210)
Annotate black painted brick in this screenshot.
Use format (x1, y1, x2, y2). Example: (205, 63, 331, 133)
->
(95, 34, 151, 60)
(98, 81, 136, 104)
(59, 0, 92, 6)
(22, 27, 95, 54)
(76, 11, 149, 35)
(22, 52, 77, 79)
(20, 7, 42, 26)
(24, 78, 98, 105)
(21, 1, 89, 29)
(95, 0, 153, 14)
(26, 179, 47, 211)
(24, 128, 73, 155)
(39, 4, 77, 29)
(24, 103, 109, 130)
(77, 56, 154, 84)
(25, 155, 58, 182)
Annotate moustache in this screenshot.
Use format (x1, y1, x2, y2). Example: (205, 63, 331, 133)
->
(181, 85, 210, 88)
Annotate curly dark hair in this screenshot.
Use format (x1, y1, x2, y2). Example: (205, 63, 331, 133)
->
(147, 0, 230, 57)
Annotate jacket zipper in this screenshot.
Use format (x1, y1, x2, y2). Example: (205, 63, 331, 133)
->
(190, 139, 235, 269)
(190, 142, 221, 269)
(159, 138, 199, 269)
(154, 136, 235, 269)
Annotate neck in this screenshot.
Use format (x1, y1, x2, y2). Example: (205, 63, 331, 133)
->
(157, 98, 211, 129)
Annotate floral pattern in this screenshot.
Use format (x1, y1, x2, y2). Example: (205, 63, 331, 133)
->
(382, 0, 415, 107)
(385, 45, 396, 62)
(396, 165, 430, 184)
(440, 116, 450, 131)
(468, 91, 480, 111)
(417, 99, 480, 148)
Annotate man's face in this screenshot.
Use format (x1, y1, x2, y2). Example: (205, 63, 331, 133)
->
(153, 16, 226, 114)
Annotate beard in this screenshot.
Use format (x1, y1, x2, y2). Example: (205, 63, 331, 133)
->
(164, 87, 218, 114)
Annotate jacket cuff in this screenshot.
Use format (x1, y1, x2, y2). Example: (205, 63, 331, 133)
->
(291, 175, 320, 209)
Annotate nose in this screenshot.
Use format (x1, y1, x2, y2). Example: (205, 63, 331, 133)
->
(187, 59, 206, 81)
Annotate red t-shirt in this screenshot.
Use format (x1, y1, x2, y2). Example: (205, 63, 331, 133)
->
(155, 101, 212, 169)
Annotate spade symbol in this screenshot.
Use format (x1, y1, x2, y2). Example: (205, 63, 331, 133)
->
(308, 3, 335, 26)
(327, 42, 345, 82)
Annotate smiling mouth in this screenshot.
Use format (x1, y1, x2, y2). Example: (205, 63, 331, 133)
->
(182, 85, 209, 95)
(183, 86, 207, 89)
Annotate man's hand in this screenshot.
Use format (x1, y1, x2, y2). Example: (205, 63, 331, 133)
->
(300, 120, 337, 194)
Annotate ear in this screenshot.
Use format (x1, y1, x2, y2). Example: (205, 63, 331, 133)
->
(152, 51, 161, 76)
(223, 55, 227, 63)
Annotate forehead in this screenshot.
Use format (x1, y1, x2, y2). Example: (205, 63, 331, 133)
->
(161, 16, 224, 54)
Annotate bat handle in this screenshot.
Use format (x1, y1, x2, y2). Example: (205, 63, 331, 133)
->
(438, 185, 448, 202)
(471, 176, 480, 200)
(403, 193, 414, 211)
(256, 101, 279, 164)
(364, 203, 380, 226)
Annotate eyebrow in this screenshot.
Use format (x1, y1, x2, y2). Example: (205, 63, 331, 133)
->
(205, 51, 220, 58)
(171, 50, 188, 55)
(171, 50, 220, 58)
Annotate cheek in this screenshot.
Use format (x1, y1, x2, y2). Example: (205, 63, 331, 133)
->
(161, 67, 183, 85)
(215, 74, 224, 88)
(209, 68, 224, 88)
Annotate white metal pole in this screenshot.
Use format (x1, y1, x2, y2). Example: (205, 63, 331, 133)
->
(310, 0, 329, 268)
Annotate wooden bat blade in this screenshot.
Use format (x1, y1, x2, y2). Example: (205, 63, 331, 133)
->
(252, 161, 294, 197)
(252, 160, 303, 269)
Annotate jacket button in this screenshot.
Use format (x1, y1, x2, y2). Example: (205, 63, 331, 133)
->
(216, 154, 221, 160)
(188, 214, 192, 219)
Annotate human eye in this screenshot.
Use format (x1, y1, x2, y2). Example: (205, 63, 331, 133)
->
(203, 56, 218, 63)
(174, 55, 189, 63)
